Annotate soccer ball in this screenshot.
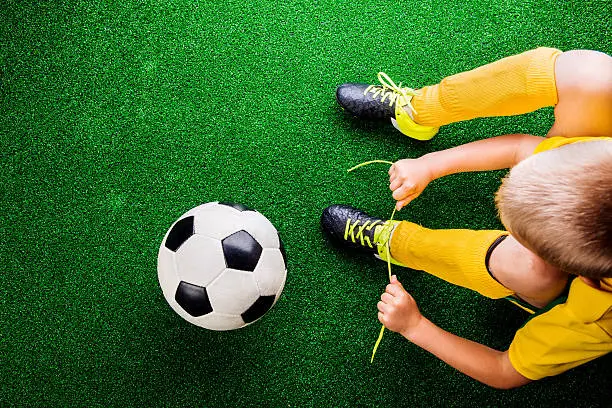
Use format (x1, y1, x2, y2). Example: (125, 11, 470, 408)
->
(157, 202, 287, 330)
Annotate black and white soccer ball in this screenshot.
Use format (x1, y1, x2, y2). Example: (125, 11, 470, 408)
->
(157, 202, 287, 330)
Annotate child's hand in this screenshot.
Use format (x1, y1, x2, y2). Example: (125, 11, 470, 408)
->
(377, 275, 423, 337)
(388, 157, 434, 210)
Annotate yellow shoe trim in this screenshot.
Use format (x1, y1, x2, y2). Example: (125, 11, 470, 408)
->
(393, 104, 439, 141)
(373, 220, 405, 266)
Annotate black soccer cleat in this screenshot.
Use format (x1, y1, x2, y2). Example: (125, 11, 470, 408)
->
(336, 82, 397, 120)
(335, 73, 440, 141)
(321, 204, 389, 254)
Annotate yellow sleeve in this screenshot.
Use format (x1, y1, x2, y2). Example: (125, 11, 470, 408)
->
(533, 136, 612, 154)
(508, 281, 612, 380)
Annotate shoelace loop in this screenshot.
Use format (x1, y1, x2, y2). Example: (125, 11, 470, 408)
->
(363, 72, 419, 114)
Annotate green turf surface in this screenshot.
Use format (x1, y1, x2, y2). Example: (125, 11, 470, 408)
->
(1, 0, 611, 406)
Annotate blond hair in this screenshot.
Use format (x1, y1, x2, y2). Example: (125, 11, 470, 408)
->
(495, 140, 612, 278)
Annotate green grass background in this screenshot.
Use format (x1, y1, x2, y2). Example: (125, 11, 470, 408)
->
(1, 0, 611, 406)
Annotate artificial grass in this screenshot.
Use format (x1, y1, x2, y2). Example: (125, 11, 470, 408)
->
(1, 0, 611, 406)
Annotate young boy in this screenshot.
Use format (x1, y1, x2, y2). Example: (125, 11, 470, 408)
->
(321, 48, 612, 388)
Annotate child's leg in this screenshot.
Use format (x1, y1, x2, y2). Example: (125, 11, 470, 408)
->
(389, 221, 513, 298)
(412, 48, 561, 127)
(389, 221, 567, 307)
(548, 50, 612, 137)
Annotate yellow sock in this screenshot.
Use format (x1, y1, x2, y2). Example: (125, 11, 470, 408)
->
(412, 47, 562, 127)
(390, 221, 514, 299)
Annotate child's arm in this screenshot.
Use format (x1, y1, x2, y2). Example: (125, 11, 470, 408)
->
(379, 276, 532, 389)
(390, 134, 543, 209)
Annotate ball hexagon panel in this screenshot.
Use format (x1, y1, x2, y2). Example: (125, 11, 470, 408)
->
(207, 269, 261, 315)
(175, 234, 226, 287)
(193, 205, 244, 241)
(218, 202, 253, 212)
(253, 248, 287, 296)
(180, 202, 216, 218)
(239, 211, 280, 249)
(221, 230, 262, 272)
(157, 246, 180, 300)
(194, 311, 246, 331)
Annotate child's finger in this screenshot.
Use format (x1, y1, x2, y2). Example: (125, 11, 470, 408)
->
(391, 185, 404, 199)
(386, 282, 405, 296)
(396, 194, 418, 210)
(389, 179, 401, 191)
(381, 292, 393, 303)
(377, 301, 393, 314)
(392, 184, 414, 200)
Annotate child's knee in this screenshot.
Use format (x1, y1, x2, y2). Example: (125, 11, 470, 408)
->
(527, 255, 568, 296)
(555, 50, 612, 94)
(551, 50, 612, 136)
(489, 237, 567, 306)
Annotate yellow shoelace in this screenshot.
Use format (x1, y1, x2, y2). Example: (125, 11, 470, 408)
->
(363, 72, 419, 115)
(344, 219, 381, 248)
(347, 160, 397, 363)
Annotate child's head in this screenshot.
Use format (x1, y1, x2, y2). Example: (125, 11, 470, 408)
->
(495, 140, 612, 279)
